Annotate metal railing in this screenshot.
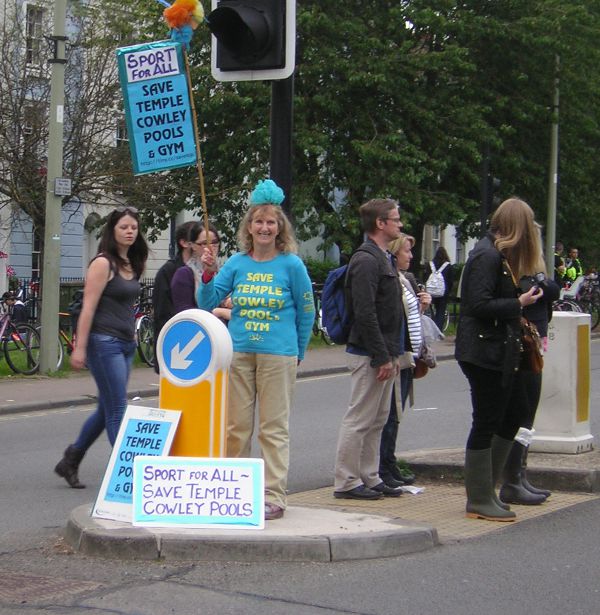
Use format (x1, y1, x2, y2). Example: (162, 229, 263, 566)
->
(11, 277, 154, 325)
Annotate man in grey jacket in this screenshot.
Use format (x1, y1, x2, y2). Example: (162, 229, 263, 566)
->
(333, 198, 405, 500)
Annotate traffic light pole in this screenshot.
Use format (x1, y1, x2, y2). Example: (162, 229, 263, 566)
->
(40, 0, 67, 373)
(270, 75, 294, 218)
(480, 146, 490, 237)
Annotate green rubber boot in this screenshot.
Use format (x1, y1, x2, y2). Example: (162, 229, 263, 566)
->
(499, 442, 546, 505)
(490, 435, 516, 511)
(465, 448, 516, 522)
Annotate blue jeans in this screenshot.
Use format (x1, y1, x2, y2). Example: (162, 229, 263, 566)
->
(74, 334, 136, 451)
(379, 368, 413, 478)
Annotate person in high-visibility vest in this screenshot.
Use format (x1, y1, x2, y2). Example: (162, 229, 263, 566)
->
(553, 241, 566, 284)
(564, 247, 584, 282)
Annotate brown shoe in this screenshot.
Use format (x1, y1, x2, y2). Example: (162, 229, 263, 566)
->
(265, 503, 284, 520)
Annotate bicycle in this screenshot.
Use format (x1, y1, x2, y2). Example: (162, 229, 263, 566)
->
(574, 273, 600, 329)
(312, 283, 334, 345)
(552, 298, 582, 313)
(56, 312, 77, 370)
(552, 274, 599, 329)
(424, 304, 450, 333)
(135, 284, 155, 366)
(0, 303, 42, 375)
(34, 312, 76, 371)
(419, 284, 452, 333)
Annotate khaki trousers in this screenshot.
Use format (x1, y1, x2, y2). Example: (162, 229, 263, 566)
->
(334, 354, 395, 492)
(227, 352, 297, 508)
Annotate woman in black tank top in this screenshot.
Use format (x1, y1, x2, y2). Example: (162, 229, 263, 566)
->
(54, 207, 149, 489)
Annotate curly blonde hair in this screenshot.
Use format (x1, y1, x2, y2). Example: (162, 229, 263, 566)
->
(490, 198, 546, 279)
(237, 205, 298, 254)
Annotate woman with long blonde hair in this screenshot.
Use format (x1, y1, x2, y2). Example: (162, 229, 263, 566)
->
(197, 179, 314, 522)
(456, 198, 543, 522)
(496, 215, 561, 506)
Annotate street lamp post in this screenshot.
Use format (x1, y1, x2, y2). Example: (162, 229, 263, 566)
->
(545, 56, 560, 276)
(39, 0, 67, 373)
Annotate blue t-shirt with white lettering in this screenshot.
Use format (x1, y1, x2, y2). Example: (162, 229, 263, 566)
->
(197, 253, 315, 360)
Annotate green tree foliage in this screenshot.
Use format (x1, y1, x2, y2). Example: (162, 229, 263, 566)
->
(292, 0, 600, 262)
(103, 1, 600, 266)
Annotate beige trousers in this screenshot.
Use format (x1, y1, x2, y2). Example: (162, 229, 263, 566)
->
(334, 354, 395, 492)
(227, 352, 298, 508)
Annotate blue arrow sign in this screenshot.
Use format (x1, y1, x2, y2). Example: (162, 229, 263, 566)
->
(161, 319, 212, 382)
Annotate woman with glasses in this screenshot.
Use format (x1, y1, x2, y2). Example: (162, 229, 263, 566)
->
(171, 222, 220, 313)
(54, 206, 148, 489)
(197, 179, 315, 521)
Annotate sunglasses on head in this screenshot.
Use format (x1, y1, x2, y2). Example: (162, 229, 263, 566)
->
(115, 206, 139, 214)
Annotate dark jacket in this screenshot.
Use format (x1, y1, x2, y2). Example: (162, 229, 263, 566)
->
(153, 254, 185, 335)
(522, 277, 560, 338)
(455, 234, 521, 377)
(346, 238, 403, 367)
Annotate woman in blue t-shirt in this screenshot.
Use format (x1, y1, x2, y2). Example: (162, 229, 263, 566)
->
(198, 179, 314, 521)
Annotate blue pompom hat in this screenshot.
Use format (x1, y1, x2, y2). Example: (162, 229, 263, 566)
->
(249, 179, 285, 206)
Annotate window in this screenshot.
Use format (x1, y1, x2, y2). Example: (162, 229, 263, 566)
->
(26, 5, 45, 65)
(21, 103, 45, 154)
(31, 228, 41, 281)
(431, 225, 441, 256)
(116, 116, 128, 148)
(23, 104, 39, 136)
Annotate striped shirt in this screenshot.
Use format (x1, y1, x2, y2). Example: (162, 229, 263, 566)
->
(400, 275, 422, 357)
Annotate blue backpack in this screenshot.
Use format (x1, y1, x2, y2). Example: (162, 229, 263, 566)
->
(321, 265, 351, 345)
(321, 246, 380, 344)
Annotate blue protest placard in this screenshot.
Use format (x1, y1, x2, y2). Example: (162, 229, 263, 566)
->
(93, 405, 181, 523)
(116, 41, 197, 175)
(132, 456, 265, 529)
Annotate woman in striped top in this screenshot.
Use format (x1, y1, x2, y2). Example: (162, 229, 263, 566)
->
(379, 233, 431, 488)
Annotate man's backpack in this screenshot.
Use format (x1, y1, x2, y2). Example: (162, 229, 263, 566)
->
(425, 261, 449, 298)
(320, 265, 351, 345)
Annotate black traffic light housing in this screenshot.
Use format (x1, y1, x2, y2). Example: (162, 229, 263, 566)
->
(207, 0, 295, 82)
(207, 0, 285, 72)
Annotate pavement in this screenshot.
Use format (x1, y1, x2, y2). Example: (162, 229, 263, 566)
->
(3, 336, 600, 562)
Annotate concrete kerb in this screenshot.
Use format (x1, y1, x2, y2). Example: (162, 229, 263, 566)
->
(65, 503, 438, 562)
(0, 345, 456, 417)
(401, 447, 600, 494)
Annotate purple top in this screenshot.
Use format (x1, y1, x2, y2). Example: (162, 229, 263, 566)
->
(170, 265, 196, 313)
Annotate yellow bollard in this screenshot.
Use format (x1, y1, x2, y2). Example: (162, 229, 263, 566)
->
(157, 309, 233, 457)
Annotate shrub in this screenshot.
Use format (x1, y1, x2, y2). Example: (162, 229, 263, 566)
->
(303, 257, 339, 285)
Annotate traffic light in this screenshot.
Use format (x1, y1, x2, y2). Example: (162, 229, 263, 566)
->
(487, 175, 501, 212)
(206, 0, 296, 82)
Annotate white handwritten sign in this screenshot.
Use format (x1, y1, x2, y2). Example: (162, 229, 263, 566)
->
(124, 45, 180, 83)
(132, 456, 264, 529)
(93, 405, 181, 523)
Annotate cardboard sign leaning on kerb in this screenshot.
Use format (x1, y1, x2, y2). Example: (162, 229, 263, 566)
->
(92, 405, 181, 523)
(133, 456, 265, 530)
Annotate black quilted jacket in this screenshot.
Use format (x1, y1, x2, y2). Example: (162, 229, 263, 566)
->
(454, 234, 522, 377)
